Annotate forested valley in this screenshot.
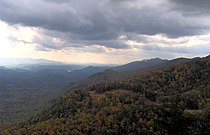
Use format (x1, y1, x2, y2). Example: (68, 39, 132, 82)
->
(3, 55, 210, 135)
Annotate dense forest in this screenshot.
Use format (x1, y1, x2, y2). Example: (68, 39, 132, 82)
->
(0, 64, 109, 130)
(4, 55, 210, 134)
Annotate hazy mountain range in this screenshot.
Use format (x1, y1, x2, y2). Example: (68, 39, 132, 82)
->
(2, 55, 209, 134)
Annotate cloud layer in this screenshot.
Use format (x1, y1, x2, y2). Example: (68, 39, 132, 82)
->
(0, 0, 209, 63)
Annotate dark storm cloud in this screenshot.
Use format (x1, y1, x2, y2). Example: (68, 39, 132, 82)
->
(169, 0, 210, 15)
(0, 0, 210, 51)
(0, 0, 93, 33)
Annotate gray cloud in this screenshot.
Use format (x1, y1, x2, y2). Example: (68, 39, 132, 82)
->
(32, 30, 130, 51)
(136, 44, 210, 55)
(44, 0, 71, 4)
(0, 0, 210, 53)
(126, 33, 189, 45)
(169, 0, 210, 16)
(1, 0, 209, 37)
(8, 36, 34, 45)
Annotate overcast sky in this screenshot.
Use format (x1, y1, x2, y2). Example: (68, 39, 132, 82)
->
(0, 0, 210, 64)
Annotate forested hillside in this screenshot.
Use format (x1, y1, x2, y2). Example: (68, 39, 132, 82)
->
(0, 64, 106, 130)
(5, 56, 210, 134)
(0, 57, 190, 131)
(71, 57, 191, 90)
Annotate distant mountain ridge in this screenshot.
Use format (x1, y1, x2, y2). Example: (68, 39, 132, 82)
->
(112, 58, 168, 71)
(0, 57, 191, 71)
(70, 57, 192, 89)
(0, 58, 64, 67)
